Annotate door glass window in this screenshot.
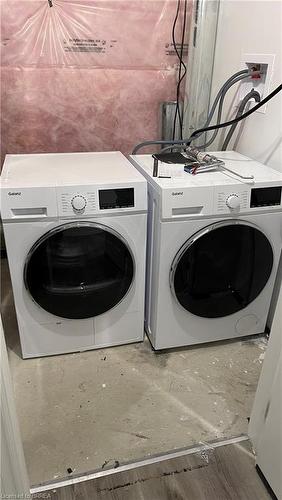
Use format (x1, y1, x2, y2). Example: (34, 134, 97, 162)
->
(25, 223, 134, 319)
(172, 222, 273, 318)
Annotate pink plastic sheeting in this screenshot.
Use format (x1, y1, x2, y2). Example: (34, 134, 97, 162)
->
(1, 1, 190, 161)
(1, 0, 189, 69)
(1, 67, 177, 160)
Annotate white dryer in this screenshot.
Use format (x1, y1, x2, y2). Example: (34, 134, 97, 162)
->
(130, 151, 282, 350)
(1, 152, 147, 358)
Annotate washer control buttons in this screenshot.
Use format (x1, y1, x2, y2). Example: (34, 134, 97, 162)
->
(226, 194, 240, 210)
(71, 195, 87, 212)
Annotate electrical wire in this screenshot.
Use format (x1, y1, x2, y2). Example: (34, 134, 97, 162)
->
(187, 83, 282, 144)
(171, 0, 181, 141)
(172, 0, 188, 140)
(160, 72, 257, 153)
(131, 83, 282, 154)
(221, 89, 260, 151)
(133, 70, 260, 154)
(198, 72, 260, 149)
(198, 70, 249, 138)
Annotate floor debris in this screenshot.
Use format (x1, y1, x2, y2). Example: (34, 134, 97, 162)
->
(101, 459, 120, 470)
(6, 329, 266, 485)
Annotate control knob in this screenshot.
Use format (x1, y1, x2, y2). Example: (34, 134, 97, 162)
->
(226, 194, 240, 210)
(71, 195, 87, 211)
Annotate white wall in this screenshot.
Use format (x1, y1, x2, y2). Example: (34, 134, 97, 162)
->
(249, 286, 282, 498)
(210, 0, 282, 172)
(1, 318, 30, 496)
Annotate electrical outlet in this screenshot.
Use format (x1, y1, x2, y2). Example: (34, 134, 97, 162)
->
(239, 53, 275, 113)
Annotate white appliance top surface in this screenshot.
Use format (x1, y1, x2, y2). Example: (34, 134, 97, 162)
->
(1, 152, 145, 188)
(131, 151, 282, 188)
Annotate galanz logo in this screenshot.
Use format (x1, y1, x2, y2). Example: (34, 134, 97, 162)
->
(8, 192, 21, 196)
(172, 191, 183, 196)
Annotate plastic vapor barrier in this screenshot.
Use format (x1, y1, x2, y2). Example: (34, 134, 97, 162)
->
(1, 0, 190, 161)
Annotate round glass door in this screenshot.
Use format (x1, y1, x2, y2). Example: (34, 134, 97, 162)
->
(170, 221, 273, 318)
(24, 223, 134, 319)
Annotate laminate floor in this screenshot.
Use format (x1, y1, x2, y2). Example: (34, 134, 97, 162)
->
(43, 441, 273, 500)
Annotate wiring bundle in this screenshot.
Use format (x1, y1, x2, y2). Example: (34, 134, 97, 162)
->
(132, 69, 282, 156)
(171, 0, 188, 141)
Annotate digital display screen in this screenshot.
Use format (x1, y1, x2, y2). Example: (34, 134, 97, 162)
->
(250, 187, 281, 208)
(99, 188, 134, 210)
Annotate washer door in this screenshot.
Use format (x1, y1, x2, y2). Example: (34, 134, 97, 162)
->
(24, 223, 134, 319)
(170, 221, 273, 318)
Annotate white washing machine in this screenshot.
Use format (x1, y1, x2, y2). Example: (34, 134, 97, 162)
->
(1, 152, 147, 358)
(130, 151, 282, 350)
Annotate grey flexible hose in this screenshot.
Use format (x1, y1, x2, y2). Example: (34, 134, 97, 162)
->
(197, 72, 258, 149)
(132, 69, 259, 154)
(132, 139, 186, 155)
(187, 84, 282, 145)
(158, 144, 187, 154)
(199, 70, 249, 136)
(221, 89, 261, 151)
(158, 72, 256, 154)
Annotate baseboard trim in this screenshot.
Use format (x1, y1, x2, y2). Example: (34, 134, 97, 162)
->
(30, 434, 249, 494)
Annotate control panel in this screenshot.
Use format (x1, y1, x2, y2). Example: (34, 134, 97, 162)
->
(214, 185, 282, 214)
(215, 188, 249, 213)
(58, 189, 96, 216)
(57, 187, 136, 216)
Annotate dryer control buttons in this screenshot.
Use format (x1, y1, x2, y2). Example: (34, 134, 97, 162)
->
(71, 195, 87, 211)
(226, 194, 240, 210)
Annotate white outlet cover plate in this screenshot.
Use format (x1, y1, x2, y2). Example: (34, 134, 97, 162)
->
(239, 53, 275, 113)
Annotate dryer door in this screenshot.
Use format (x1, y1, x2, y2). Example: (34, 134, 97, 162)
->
(24, 222, 134, 319)
(170, 220, 273, 318)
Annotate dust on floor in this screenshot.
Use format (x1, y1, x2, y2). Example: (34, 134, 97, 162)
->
(1, 257, 267, 486)
(7, 328, 267, 486)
